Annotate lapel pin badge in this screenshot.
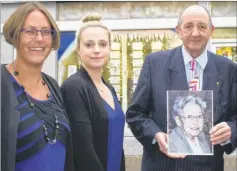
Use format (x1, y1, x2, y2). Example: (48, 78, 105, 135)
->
(216, 82, 219, 85)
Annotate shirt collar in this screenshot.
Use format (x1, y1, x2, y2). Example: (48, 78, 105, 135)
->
(185, 135, 200, 147)
(182, 45, 208, 69)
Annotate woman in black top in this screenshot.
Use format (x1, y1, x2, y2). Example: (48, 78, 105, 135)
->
(61, 14, 126, 171)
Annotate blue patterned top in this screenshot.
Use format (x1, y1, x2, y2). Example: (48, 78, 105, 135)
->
(10, 75, 70, 171)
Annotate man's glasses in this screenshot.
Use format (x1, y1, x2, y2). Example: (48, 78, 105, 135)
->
(20, 28, 56, 39)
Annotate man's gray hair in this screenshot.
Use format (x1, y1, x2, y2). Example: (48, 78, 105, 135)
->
(173, 95, 207, 117)
(177, 5, 213, 27)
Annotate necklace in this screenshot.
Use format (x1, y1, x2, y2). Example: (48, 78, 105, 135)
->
(12, 61, 59, 144)
(97, 86, 104, 92)
(95, 83, 105, 92)
(12, 62, 50, 99)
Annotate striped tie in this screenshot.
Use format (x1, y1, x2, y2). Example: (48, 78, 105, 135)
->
(189, 60, 199, 91)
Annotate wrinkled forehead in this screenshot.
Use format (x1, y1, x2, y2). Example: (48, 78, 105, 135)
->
(182, 103, 203, 116)
(181, 7, 209, 24)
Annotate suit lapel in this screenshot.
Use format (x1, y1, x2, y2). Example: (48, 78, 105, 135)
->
(168, 46, 189, 90)
(202, 53, 222, 123)
(175, 127, 193, 153)
(198, 132, 212, 153)
(202, 52, 222, 104)
(167, 49, 222, 124)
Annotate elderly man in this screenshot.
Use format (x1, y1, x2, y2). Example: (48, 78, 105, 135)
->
(169, 95, 212, 155)
(126, 4, 236, 171)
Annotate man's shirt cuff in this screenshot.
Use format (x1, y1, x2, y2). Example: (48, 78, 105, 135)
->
(220, 139, 231, 146)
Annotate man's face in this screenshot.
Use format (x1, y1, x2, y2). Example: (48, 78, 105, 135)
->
(180, 103, 204, 139)
(176, 9, 214, 58)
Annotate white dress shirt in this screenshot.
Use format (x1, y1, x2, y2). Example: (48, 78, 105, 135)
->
(182, 45, 208, 90)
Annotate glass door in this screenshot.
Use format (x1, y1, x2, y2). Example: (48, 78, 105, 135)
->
(102, 34, 127, 110)
(211, 42, 237, 63)
(106, 30, 182, 111)
(125, 30, 182, 109)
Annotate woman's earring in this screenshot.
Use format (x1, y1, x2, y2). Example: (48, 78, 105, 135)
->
(76, 55, 81, 67)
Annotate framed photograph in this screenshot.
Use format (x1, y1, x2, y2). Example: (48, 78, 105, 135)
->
(167, 90, 214, 156)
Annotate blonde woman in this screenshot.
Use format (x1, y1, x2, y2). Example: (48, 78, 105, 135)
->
(61, 14, 126, 171)
(1, 2, 74, 171)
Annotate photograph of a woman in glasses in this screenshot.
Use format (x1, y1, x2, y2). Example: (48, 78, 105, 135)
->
(167, 91, 213, 155)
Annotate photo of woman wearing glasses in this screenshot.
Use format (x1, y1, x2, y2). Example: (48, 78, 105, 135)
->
(167, 91, 213, 155)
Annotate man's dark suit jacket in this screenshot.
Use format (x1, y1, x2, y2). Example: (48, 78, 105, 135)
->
(126, 46, 237, 171)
